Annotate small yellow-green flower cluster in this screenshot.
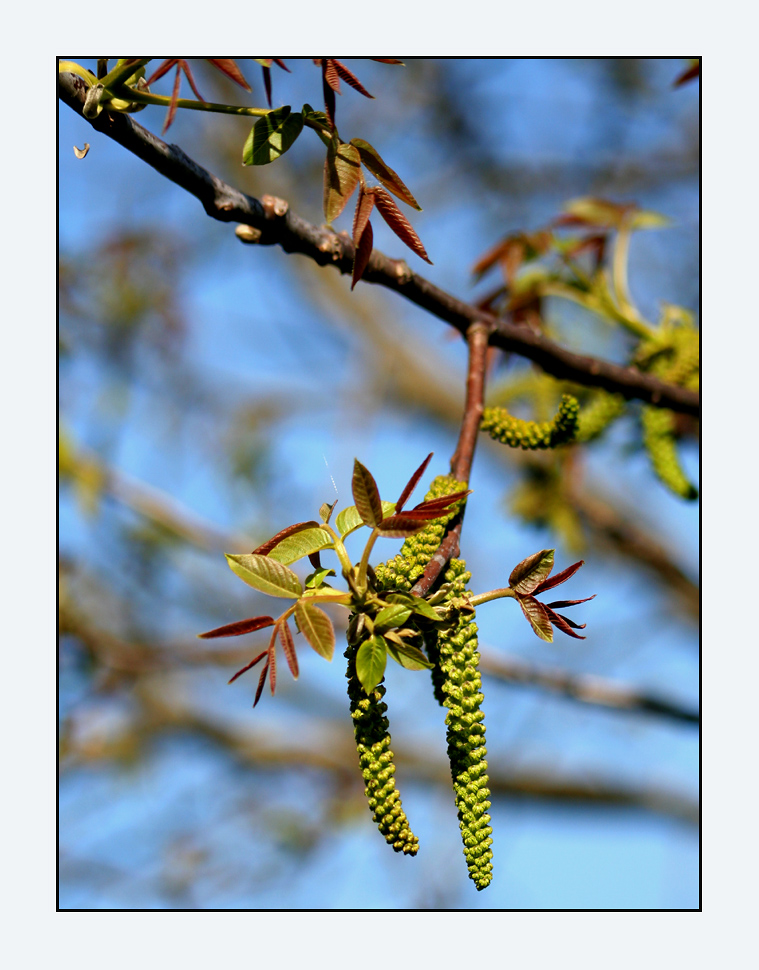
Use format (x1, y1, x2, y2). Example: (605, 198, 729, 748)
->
(374, 475, 467, 593)
(375, 477, 492, 890)
(576, 391, 627, 442)
(344, 640, 419, 855)
(435, 558, 493, 890)
(641, 406, 698, 500)
(480, 394, 579, 450)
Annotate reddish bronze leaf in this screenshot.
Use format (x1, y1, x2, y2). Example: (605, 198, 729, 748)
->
(350, 139, 421, 210)
(351, 218, 373, 289)
(517, 595, 554, 642)
(376, 514, 427, 537)
(252, 520, 321, 556)
(546, 595, 596, 609)
(352, 185, 375, 246)
(323, 58, 342, 93)
(198, 616, 274, 639)
(369, 58, 404, 65)
(278, 621, 299, 679)
(163, 65, 182, 133)
(509, 549, 555, 595)
(395, 452, 433, 512)
(332, 59, 373, 98)
(674, 60, 700, 86)
(532, 560, 585, 595)
(262, 64, 272, 107)
(228, 648, 268, 685)
(409, 489, 470, 515)
(253, 657, 270, 706)
(352, 458, 383, 527)
(206, 58, 251, 91)
(373, 187, 431, 264)
(543, 606, 586, 639)
(268, 643, 277, 696)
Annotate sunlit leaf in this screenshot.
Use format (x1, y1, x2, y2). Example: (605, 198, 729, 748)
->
(356, 634, 388, 693)
(352, 459, 383, 527)
(267, 527, 334, 565)
(516, 595, 554, 642)
(253, 521, 322, 557)
(226, 553, 303, 598)
(508, 549, 554, 595)
(373, 188, 431, 263)
(198, 615, 274, 639)
(319, 499, 338, 524)
(352, 185, 375, 245)
(305, 567, 336, 588)
(335, 501, 396, 537)
(350, 139, 421, 210)
(295, 600, 335, 660)
(300, 589, 352, 606)
(323, 140, 361, 223)
(243, 106, 304, 165)
(386, 592, 441, 622)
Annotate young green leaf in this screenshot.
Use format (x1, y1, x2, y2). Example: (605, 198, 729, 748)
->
(323, 140, 361, 223)
(508, 549, 555, 595)
(198, 615, 274, 639)
(373, 188, 431, 263)
(373, 604, 412, 631)
(385, 592, 442, 622)
(305, 567, 336, 588)
(294, 600, 335, 661)
(266, 527, 334, 565)
(384, 637, 434, 671)
(226, 553, 303, 598)
(355, 634, 388, 693)
(351, 459, 383, 527)
(350, 138, 421, 210)
(300, 589, 353, 606)
(336, 501, 396, 537)
(243, 106, 304, 166)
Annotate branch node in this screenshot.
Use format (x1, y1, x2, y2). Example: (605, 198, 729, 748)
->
(393, 259, 412, 284)
(261, 194, 289, 218)
(235, 224, 263, 244)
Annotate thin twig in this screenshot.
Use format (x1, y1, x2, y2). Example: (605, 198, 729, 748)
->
(58, 72, 699, 417)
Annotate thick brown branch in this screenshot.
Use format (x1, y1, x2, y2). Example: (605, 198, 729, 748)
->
(58, 72, 699, 417)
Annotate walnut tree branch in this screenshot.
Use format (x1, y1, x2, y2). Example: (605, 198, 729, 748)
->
(58, 72, 699, 418)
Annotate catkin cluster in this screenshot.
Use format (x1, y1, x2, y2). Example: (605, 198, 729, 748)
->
(641, 406, 698, 500)
(376, 480, 493, 890)
(480, 394, 579, 450)
(374, 475, 467, 593)
(435, 558, 493, 890)
(345, 640, 419, 855)
(576, 392, 627, 442)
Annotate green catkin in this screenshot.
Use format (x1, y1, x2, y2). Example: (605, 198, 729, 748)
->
(374, 475, 468, 594)
(376, 479, 492, 889)
(480, 394, 579, 450)
(576, 392, 627, 442)
(641, 406, 698, 500)
(344, 640, 419, 855)
(437, 558, 493, 891)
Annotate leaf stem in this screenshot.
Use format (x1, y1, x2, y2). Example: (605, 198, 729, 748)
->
(468, 587, 517, 608)
(107, 85, 271, 117)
